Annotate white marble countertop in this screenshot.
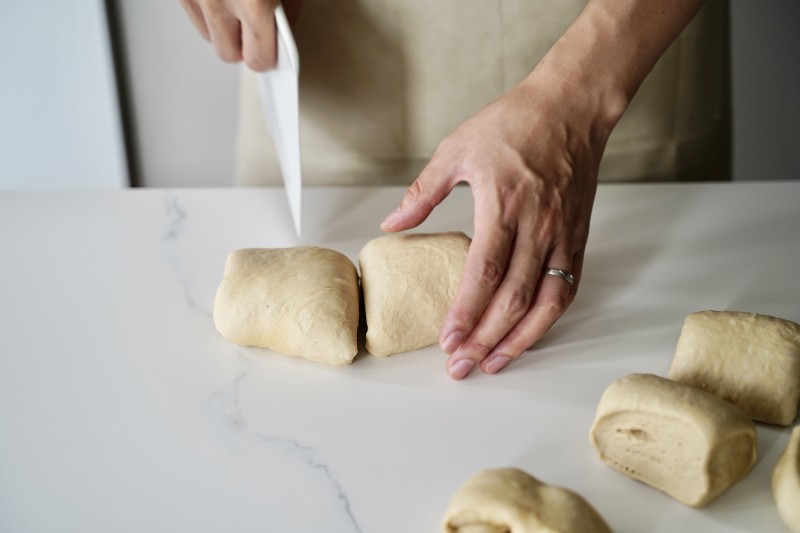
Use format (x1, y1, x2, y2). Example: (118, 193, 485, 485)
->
(1, 183, 798, 532)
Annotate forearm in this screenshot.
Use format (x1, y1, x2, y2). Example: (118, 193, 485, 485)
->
(528, 0, 705, 137)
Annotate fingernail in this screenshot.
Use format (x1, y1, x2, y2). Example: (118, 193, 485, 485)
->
(448, 359, 475, 380)
(380, 208, 402, 229)
(440, 331, 464, 354)
(483, 354, 510, 375)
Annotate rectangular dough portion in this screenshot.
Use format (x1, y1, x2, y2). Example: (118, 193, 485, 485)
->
(668, 310, 800, 425)
(359, 232, 470, 356)
(213, 247, 359, 365)
(590, 373, 757, 507)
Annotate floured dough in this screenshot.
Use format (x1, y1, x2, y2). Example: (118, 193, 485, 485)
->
(668, 310, 800, 425)
(359, 232, 470, 356)
(442, 468, 612, 533)
(590, 373, 757, 508)
(213, 247, 359, 365)
(773, 426, 800, 533)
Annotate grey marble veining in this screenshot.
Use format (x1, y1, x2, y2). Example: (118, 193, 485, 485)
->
(207, 344, 364, 532)
(161, 191, 211, 319)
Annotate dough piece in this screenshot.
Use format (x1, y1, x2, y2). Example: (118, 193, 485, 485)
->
(213, 247, 359, 365)
(667, 310, 800, 425)
(773, 426, 800, 533)
(359, 232, 470, 356)
(441, 468, 612, 533)
(590, 373, 757, 508)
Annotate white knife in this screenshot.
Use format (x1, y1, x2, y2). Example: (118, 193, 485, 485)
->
(256, 4, 301, 237)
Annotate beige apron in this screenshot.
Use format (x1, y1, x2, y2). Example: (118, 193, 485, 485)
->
(236, 0, 730, 185)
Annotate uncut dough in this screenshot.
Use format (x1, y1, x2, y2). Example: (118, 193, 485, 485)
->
(590, 373, 757, 508)
(442, 468, 612, 533)
(773, 426, 800, 533)
(668, 310, 800, 425)
(359, 232, 470, 356)
(213, 247, 359, 365)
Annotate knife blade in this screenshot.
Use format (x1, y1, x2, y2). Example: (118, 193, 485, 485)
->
(256, 4, 301, 237)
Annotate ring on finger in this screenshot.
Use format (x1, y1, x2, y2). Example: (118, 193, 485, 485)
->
(543, 267, 574, 285)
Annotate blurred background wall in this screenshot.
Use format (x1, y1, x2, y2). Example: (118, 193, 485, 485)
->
(1, 0, 799, 188)
(0, 0, 128, 188)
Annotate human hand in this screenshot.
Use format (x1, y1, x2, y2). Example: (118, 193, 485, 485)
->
(378, 0, 706, 380)
(380, 74, 613, 380)
(178, 0, 304, 71)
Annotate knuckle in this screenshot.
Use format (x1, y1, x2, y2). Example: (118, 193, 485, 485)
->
(401, 179, 425, 208)
(459, 335, 495, 358)
(500, 337, 531, 357)
(475, 259, 503, 288)
(496, 342, 526, 361)
(474, 339, 496, 356)
(446, 307, 472, 331)
(538, 198, 566, 231)
(246, 54, 274, 71)
(471, 339, 495, 353)
(407, 179, 423, 199)
(537, 292, 570, 319)
(502, 285, 534, 318)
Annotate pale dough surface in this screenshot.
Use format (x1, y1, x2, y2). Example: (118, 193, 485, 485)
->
(668, 310, 800, 425)
(590, 373, 757, 508)
(213, 247, 359, 365)
(441, 468, 612, 533)
(773, 426, 800, 533)
(359, 232, 470, 356)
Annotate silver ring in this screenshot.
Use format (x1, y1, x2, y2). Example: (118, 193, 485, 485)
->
(544, 268, 574, 285)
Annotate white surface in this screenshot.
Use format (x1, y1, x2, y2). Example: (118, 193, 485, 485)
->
(0, 0, 127, 189)
(1, 183, 798, 532)
(257, 5, 302, 237)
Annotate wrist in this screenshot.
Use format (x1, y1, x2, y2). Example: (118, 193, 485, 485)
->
(526, 0, 704, 137)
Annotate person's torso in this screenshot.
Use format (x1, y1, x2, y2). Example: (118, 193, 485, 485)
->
(236, 0, 730, 186)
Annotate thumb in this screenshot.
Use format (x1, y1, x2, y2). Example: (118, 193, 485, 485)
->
(380, 172, 455, 232)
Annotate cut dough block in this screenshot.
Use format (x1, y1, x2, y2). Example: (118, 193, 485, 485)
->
(359, 232, 470, 356)
(213, 247, 359, 365)
(442, 468, 612, 533)
(668, 310, 800, 425)
(773, 426, 800, 533)
(590, 373, 757, 508)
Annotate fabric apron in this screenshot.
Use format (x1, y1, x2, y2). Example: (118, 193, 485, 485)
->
(235, 0, 730, 186)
